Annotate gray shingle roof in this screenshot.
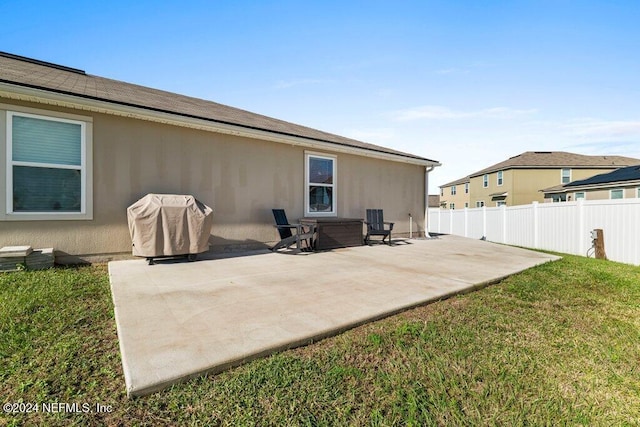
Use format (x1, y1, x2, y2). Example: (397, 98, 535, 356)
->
(440, 175, 470, 188)
(0, 52, 438, 164)
(566, 165, 640, 187)
(469, 151, 640, 178)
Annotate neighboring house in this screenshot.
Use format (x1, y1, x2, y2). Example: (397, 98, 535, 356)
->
(427, 194, 441, 208)
(441, 151, 640, 208)
(439, 176, 470, 209)
(542, 165, 640, 202)
(0, 52, 440, 262)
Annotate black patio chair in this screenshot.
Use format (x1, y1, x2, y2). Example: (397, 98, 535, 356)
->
(270, 209, 315, 251)
(365, 209, 394, 245)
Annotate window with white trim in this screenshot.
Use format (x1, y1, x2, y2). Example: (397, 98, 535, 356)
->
(610, 189, 623, 200)
(476, 201, 485, 207)
(305, 152, 336, 216)
(575, 192, 585, 200)
(483, 174, 488, 188)
(464, 202, 469, 208)
(561, 168, 571, 184)
(449, 203, 455, 210)
(496, 201, 506, 207)
(464, 183, 469, 194)
(451, 185, 456, 195)
(497, 171, 503, 186)
(4, 110, 92, 220)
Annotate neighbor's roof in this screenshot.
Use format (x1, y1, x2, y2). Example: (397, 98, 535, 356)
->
(440, 175, 470, 188)
(541, 165, 640, 194)
(469, 151, 640, 178)
(0, 52, 439, 165)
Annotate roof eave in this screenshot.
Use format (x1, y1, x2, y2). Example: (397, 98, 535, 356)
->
(0, 81, 441, 167)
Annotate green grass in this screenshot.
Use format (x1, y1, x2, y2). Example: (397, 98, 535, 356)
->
(1, 255, 639, 426)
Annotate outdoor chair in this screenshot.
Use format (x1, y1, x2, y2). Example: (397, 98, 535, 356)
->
(365, 209, 394, 245)
(270, 209, 315, 251)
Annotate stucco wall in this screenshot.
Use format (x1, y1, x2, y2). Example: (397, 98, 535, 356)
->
(0, 99, 427, 260)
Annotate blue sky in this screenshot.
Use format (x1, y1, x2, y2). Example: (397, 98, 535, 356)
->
(2, 1, 639, 192)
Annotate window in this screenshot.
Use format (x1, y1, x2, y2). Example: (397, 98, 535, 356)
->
(496, 201, 506, 207)
(552, 194, 567, 203)
(464, 202, 469, 208)
(483, 174, 488, 188)
(637, 187, 640, 198)
(305, 153, 336, 216)
(4, 109, 92, 220)
(561, 168, 571, 184)
(451, 185, 457, 195)
(449, 203, 455, 210)
(465, 183, 469, 194)
(610, 189, 623, 200)
(440, 188, 444, 196)
(575, 192, 585, 200)
(497, 171, 503, 186)
(476, 201, 485, 208)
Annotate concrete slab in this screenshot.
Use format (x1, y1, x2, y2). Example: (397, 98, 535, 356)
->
(108, 235, 560, 397)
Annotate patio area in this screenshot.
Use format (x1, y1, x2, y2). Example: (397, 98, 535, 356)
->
(108, 235, 560, 397)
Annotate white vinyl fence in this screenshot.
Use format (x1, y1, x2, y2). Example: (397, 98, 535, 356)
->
(428, 199, 640, 266)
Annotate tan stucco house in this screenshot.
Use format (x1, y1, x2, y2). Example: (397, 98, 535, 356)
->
(0, 52, 440, 262)
(542, 165, 640, 202)
(438, 176, 470, 209)
(440, 151, 640, 208)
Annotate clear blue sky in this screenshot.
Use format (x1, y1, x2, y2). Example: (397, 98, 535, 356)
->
(2, 0, 639, 192)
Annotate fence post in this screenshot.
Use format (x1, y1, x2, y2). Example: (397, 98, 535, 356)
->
(482, 205, 487, 239)
(464, 207, 468, 237)
(502, 204, 507, 243)
(532, 201, 539, 248)
(577, 199, 584, 255)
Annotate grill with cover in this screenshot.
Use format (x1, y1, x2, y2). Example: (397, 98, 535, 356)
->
(127, 194, 213, 264)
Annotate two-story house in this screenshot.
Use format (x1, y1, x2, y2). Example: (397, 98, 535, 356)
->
(440, 151, 640, 208)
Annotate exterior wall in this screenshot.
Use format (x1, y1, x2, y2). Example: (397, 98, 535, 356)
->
(439, 183, 470, 209)
(0, 99, 427, 260)
(472, 168, 621, 207)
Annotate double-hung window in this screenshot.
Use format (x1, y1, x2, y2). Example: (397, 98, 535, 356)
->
(483, 174, 488, 188)
(305, 152, 336, 216)
(497, 171, 503, 186)
(4, 109, 92, 220)
(561, 168, 571, 184)
(451, 185, 456, 195)
(610, 189, 623, 200)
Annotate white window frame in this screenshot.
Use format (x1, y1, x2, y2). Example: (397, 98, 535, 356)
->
(304, 151, 337, 217)
(610, 189, 624, 200)
(465, 182, 469, 194)
(574, 192, 585, 200)
(483, 174, 488, 188)
(476, 201, 485, 208)
(496, 201, 506, 207)
(1, 105, 93, 220)
(449, 203, 455, 210)
(561, 168, 571, 184)
(464, 202, 469, 208)
(451, 185, 456, 195)
(497, 171, 503, 186)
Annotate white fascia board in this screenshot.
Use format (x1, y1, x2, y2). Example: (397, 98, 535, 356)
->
(0, 82, 441, 168)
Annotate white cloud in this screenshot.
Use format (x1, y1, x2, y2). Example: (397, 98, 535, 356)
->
(562, 118, 640, 138)
(390, 105, 538, 121)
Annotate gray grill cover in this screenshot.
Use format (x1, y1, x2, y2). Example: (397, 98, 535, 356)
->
(127, 194, 213, 257)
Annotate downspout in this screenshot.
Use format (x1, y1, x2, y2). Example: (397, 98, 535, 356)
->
(424, 165, 435, 237)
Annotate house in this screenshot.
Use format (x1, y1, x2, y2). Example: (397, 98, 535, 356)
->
(0, 52, 440, 262)
(438, 176, 470, 209)
(542, 165, 640, 202)
(440, 151, 640, 208)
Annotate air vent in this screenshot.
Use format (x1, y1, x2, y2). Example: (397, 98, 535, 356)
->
(533, 151, 552, 154)
(0, 51, 86, 75)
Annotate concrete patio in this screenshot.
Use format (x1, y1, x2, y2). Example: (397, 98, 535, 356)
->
(108, 235, 560, 397)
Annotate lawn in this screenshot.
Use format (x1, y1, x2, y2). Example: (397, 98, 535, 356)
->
(1, 254, 639, 426)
